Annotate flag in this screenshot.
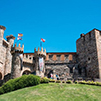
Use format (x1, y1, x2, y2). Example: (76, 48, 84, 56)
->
(17, 37, 22, 40)
(41, 38, 45, 42)
(18, 33, 23, 37)
(17, 33, 23, 40)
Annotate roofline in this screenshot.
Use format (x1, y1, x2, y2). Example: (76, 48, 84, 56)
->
(46, 52, 76, 55)
(76, 28, 101, 42)
(24, 52, 77, 55)
(24, 53, 34, 54)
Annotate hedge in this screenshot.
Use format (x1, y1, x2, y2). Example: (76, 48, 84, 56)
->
(0, 75, 40, 95)
(40, 77, 49, 83)
(49, 79, 55, 83)
(78, 80, 101, 86)
(56, 80, 61, 83)
(66, 80, 72, 84)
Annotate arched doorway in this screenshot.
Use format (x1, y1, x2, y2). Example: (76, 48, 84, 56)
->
(47, 70, 53, 78)
(22, 70, 31, 75)
(0, 72, 2, 80)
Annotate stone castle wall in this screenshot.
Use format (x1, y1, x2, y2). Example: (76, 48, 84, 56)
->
(45, 53, 78, 79)
(95, 30, 101, 79)
(1, 25, 101, 81)
(76, 29, 99, 78)
(0, 45, 7, 79)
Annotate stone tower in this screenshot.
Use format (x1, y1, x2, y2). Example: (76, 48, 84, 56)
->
(5, 35, 15, 75)
(0, 25, 6, 80)
(11, 43, 24, 79)
(76, 29, 101, 79)
(34, 47, 46, 77)
(0, 26, 6, 46)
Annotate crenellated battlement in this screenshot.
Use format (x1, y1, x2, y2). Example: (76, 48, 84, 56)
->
(11, 43, 24, 54)
(14, 43, 24, 52)
(23, 54, 34, 64)
(34, 47, 46, 57)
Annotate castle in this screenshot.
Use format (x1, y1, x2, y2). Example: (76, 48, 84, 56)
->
(0, 25, 101, 82)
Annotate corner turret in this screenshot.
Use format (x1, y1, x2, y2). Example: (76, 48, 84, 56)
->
(5, 35, 15, 76)
(11, 43, 24, 79)
(6, 35, 15, 48)
(0, 25, 6, 46)
(34, 47, 46, 77)
(34, 47, 46, 57)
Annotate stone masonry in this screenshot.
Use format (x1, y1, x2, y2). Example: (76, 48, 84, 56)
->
(0, 25, 101, 82)
(76, 29, 101, 79)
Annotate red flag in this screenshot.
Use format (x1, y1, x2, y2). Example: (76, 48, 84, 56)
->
(41, 38, 45, 42)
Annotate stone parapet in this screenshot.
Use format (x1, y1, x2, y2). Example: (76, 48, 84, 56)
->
(34, 47, 46, 57)
(11, 43, 24, 54)
(14, 43, 24, 52)
(23, 54, 33, 64)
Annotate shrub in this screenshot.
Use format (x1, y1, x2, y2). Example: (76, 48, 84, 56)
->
(56, 80, 61, 83)
(78, 81, 86, 84)
(0, 87, 4, 94)
(66, 80, 72, 84)
(88, 81, 96, 85)
(86, 81, 91, 85)
(62, 80, 65, 83)
(49, 79, 55, 83)
(95, 82, 101, 86)
(0, 75, 40, 95)
(74, 81, 78, 84)
(86, 81, 95, 85)
(40, 77, 49, 83)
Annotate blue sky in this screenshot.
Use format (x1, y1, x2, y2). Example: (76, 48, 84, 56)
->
(0, 0, 101, 52)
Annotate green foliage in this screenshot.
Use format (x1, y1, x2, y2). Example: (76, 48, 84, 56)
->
(0, 87, 4, 94)
(56, 80, 61, 83)
(49, 79, 55, 83)
(62, 80, 65, 83)
(74, 81, 78, 84)
(78, 81, 87, 84)
(0, 75, 40, 95)
(87, 81, 96, 85)
(95, 82, 101, 86)
(66, 80, 72, 84)
(40, 77, 49, 83)
(78, 80, 101, 86)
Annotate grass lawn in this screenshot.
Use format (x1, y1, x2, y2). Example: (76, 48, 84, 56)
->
(0, 83, 101, 101)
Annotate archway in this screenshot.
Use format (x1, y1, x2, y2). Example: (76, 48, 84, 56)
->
(22, 70, 31, 75)
(47, 70, 53, 78)
(0, 72, 2, 80)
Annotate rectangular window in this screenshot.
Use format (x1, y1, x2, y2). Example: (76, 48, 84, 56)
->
(65, 55, 68, 57)
(57, 55, 61, 57)
(57, 55, 61, 61)
(49, 55, 53, 59)
(65, 55, 69, 62)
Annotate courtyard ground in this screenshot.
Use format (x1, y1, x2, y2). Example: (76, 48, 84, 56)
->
(0, 83, 101, 101)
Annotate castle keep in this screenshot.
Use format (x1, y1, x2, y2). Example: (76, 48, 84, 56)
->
(0, 25, 101, 81)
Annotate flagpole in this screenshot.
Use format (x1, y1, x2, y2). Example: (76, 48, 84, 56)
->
(15, 40, 19, 44)
(40, 41, 42, 48)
